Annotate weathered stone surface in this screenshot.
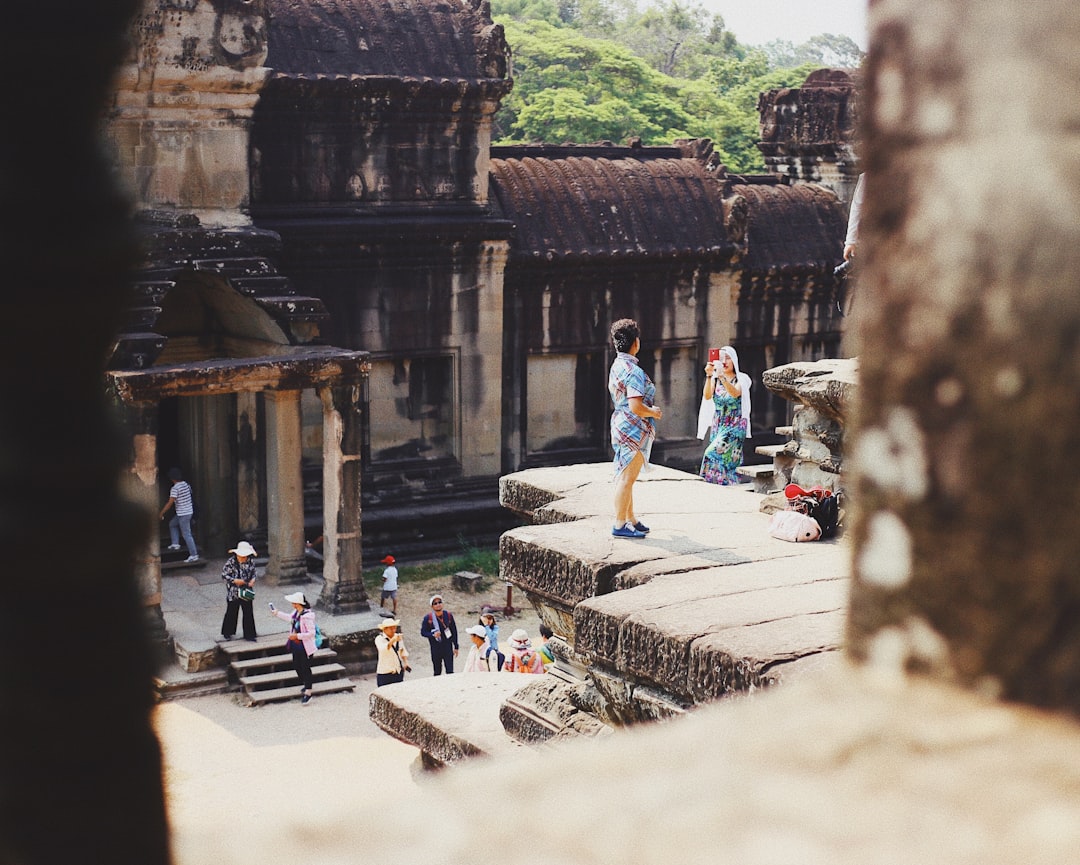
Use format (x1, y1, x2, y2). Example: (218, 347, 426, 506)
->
(762, 358, 857, 424)
(757, 358, 857, 494)
(499, 675, 613, 744)
(499, 463, 685, 522)
(340, 668, 1080, 865)
(368, 674, 528, 767)
(576, 554, 849, 708)
(497, 464, 850, 721)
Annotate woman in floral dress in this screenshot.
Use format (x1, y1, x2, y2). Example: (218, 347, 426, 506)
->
(698, 345, 752, 485)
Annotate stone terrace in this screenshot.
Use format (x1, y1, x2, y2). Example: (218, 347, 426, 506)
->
(499, 463, 849, 722)
(370, 463, 850, 760)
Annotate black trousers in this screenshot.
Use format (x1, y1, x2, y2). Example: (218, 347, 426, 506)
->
(290, 641, 314, 691)
(376, 671, 404, 687)
(428, 639, 455, 675)
(221, 598, 256, 639)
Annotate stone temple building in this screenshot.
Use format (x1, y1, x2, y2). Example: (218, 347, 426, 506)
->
(101, 0, 859, 624)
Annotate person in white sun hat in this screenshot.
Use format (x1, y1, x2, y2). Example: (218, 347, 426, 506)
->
(219, 540, 258, 642)
(374, 618, 410, 686)
(270, 591, 318, 705)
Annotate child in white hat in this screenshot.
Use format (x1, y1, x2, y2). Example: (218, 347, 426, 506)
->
(503, 628, 544, 674)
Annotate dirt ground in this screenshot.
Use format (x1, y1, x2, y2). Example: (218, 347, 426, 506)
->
(154, 571, 544, 862)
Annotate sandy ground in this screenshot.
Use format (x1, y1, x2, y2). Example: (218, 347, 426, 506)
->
(154, 572, 542, 863)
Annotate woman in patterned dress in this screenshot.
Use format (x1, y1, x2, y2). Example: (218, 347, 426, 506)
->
(698, 345, 752, 485)
(608, 318, 663, 538)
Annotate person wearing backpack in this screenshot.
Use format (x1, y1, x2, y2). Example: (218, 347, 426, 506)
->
(420, 594, 459, 675)
(270, 591, 318, 705)
(503, 629, 544, 674)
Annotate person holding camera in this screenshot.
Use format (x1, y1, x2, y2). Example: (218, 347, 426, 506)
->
(375, 618, 410, 686)
(270, 591, 318, 705)
(697, 346, 752, 486)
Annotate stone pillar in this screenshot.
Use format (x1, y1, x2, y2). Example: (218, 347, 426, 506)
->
(317, 384, 371, 613)
(236, 391, 262, 538)
(185, 393, 236, 557)
(846, 0, 1080, 714)
(459, 239, 507, 476)
(263, 389, 307, 585)
(118, 399, 170, 654)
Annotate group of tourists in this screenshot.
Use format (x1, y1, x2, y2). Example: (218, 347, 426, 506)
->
(374, 593, 555, 686)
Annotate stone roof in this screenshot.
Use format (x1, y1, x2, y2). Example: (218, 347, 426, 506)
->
(489, 144, 743, 262)
(265, 0, 508, 80)
(731, 181, 847, 274)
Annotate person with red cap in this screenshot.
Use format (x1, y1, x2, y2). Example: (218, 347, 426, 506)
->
(380, 554, 398, 615)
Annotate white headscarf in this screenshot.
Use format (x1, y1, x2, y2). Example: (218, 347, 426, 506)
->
(696, 345, 753, 439)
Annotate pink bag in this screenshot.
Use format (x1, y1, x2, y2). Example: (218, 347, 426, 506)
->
(768, 509, 821, 542)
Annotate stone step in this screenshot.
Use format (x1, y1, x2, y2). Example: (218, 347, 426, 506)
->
(161, 556, 205, 571)
(243, 677, 356, 706)
(735, 464, 773, 475)
(754, 443, 787, 458)
(775, 425, 794, 437)
(217, 634, 307, 660)
(735, 463, 775, 490)
(154, 667, 229, 702)
(229, 647, 337, 673)
(239, 662, 347, 690)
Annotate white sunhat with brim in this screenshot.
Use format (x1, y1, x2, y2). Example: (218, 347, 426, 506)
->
(379, 618, 401, 629)
(465, 625, 488, 638)
(283, 591, 308, 606)
(229, 541, 257, 558)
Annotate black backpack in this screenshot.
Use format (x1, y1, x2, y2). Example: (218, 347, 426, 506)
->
(810, 493, 840, 539)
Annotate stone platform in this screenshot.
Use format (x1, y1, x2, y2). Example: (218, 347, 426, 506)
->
(370, 463, 850, 760)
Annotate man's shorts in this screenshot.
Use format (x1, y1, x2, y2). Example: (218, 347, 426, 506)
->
(381, 589, 397, 601)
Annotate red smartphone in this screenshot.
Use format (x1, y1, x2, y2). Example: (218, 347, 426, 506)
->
(708, 348, 720, 363)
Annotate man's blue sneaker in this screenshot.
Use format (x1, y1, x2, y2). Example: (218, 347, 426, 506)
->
(612, 523, 646, 539)
(632, 521, 650, 534)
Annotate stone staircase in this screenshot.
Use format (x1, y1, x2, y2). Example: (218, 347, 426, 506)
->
(217, 635, 356, 706)
(736, 421, 797, 493)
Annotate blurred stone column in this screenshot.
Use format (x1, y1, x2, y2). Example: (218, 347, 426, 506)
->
(318, 383, 371, 613)
(264, 389, 307, 585)
(847, 0, 1080, 713)
(117, 397, 170, 656)
(2, 0, 171, 860)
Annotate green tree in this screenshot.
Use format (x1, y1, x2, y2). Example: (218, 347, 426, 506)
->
(762, 33, 864, 69)
(613, 0, 739, 77)
(497, 21, 705, 145)
(489, 5, 849, 173)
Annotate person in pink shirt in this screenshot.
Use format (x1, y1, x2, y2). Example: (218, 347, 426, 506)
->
(270, 591, 317, 705)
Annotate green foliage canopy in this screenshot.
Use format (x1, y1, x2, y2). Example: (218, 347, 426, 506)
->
(490, 1, 864, 172)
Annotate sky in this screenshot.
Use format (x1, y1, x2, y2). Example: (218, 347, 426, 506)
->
(700, 0, 868, 50)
